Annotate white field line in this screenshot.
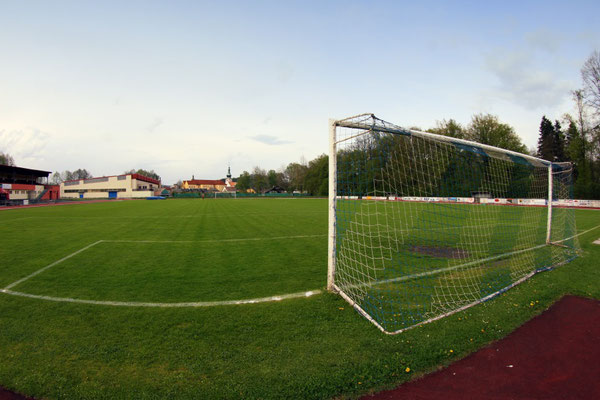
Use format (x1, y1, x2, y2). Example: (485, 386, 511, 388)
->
(0, 234, 326, 307)
(555, 223, 600, 243)
(376, 243, 548, 285)
(0, 289, 322, 307)
(3, 241, 104, 290)
(3, 234, 324, 289)
(335, 225, 600, 335)
(21, 211, 327, 219)
(103, 234, 326, 244)
(342, 223, 600, 290)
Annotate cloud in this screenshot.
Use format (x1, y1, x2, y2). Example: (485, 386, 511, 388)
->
(249, 134, 292, 146)
(147, 117, 164, 133)
(484, 51, 572, 110)
(525, 29, 563, 54)
(0, 128, 50, 166)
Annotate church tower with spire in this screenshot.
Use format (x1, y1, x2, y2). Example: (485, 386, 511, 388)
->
(225, 165, 235, 190)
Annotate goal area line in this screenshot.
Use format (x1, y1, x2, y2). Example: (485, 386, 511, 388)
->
(0, 234, 327, 308)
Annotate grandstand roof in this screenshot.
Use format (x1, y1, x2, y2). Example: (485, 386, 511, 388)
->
(0, 164, 51, 177)
(0, 164, 51, 185)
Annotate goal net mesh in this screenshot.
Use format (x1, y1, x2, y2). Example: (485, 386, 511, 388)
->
(331, 114, 579, 333)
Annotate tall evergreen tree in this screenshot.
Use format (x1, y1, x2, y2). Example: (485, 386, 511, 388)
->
(552, 120, 567, 161)
(537, 116, 554, 161)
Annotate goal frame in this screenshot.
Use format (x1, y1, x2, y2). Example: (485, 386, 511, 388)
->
(327, 113, 568, 334)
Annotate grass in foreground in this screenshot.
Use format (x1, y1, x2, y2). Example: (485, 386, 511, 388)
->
(0, 199, 599, 399)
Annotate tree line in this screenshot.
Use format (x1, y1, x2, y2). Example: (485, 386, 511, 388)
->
(535, 51, 600, 199)
(235, 156, 329, 196)
(2, 52, 598, 199)
(48, 168, 160, 184)
(234, 112, 528, 196)
(238, 51, 600, 199)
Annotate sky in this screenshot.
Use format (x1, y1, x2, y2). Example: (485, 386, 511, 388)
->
(0, 0, 598, 185)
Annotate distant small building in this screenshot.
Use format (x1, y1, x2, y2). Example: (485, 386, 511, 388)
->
(182, 178, 226, 192)
(0, 164, 59, 204)
(60, 173, 160, 199)
(157, 187, 172, 197)
(181, 167, 237, 193)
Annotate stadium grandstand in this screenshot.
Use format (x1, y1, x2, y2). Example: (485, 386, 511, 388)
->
(0, 164, 59, 206)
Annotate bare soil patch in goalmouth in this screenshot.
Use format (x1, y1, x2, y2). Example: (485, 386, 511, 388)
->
(363, 295, 600, 400)
(410, 245, 470, 259)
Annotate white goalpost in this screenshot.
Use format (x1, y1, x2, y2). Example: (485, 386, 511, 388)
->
(328, 114, 579, 334)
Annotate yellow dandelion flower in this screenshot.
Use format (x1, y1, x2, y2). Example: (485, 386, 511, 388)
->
(405, 367, 411, 373)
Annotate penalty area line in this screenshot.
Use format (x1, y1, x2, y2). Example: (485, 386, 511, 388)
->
(0, 289, 323, 308)
(103, 234, 327, 244)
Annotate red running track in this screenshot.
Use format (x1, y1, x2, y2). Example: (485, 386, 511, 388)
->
(364, 295, 600, 400)
(1, 296, 598, 399)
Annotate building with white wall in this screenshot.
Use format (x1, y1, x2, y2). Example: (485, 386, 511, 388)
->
(60, 173, 160, 199)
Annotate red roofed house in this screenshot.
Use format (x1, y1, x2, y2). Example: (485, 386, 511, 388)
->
(181, 167, 237, 193)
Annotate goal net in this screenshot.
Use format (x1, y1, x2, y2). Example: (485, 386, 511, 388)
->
(327, 114, 579, 334)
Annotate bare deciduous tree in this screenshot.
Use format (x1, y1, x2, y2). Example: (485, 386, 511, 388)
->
(581, 50, 600, 117)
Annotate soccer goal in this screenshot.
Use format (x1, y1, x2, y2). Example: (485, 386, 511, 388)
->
(327, 114, 579, 334)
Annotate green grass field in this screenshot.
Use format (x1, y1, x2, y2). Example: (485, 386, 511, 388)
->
(335, 199, 579, 332)
(1, 198, 600, 399)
